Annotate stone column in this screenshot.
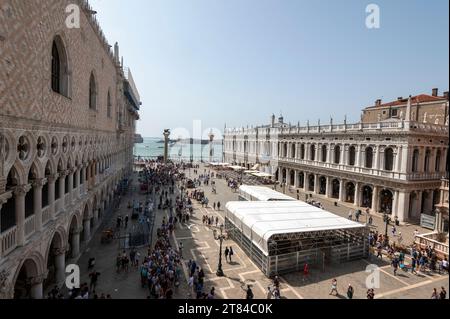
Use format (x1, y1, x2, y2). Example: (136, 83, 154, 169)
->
(340, 145, 345, 165)
(373, 146, 380, 170)
(29, 275, 45, 299)
(395, 145, 402, 173)
(417, 147, 425, 173)
(429, 149, 437, 173)
(67, 170, 73, 204)
(343, 145, 349, 165)
(54, 248, 66, 285)
(354, 182, 360, 206)
(14, 185, 31, 246)
(304, 173, 309, 192)
(339, 179, 345, 202)
(354, 145, 361, 167)
(47, 174, 57, 220)
(397, 191, 410, 222)
(314, 174, 319, 194)
(32, 178, 46, 232)
(71, 228, 81, 258)
(58, 173, 65, 211)
(75, 167, 80, 197)
(379, 148, 385, 171)
(83, 218, 91, 242)
(416, 191, 423, 216)
(371, 185, 379, 213)
(325, 176, 331, 198)
(392, 190, 399, 218)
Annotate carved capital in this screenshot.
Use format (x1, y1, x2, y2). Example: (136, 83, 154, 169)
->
(47, 173, 59, 183)
(14, 184, 32, 196)
(53, 247, 67, 256)
(0, 190, 13, 205)
(32, 178, 47, 188)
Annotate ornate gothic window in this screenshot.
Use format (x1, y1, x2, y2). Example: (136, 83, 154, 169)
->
(37, 136, 46, 158)
(17, 136, 30, 161)
(107, 90, 112, 118)
(89, 72, 97, 110)
(51, 36, 70, 96)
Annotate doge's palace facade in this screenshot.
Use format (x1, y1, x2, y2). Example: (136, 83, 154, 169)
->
(0, 0, 141, 298)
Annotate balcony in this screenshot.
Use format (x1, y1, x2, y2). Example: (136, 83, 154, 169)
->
(0, 226, 17, 257)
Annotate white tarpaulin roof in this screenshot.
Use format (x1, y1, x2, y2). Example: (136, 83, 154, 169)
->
(239, 185, 295, 201)
(251, 172, 274, 178)
(225, 201, 366, 256)
(229, 165, 245, 170)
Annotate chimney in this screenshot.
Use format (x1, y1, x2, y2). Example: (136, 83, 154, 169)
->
(443, 91, 449, 100)
(432, 88, 438, 97)
(375, 99, 382, 106)
(397, 97, 403, 101)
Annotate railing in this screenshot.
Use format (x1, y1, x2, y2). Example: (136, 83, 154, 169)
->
(25, 215, 36, 237)
(224, 121, 448, 135)
(408, 172, 444, 181)
(1, 226, 17, 257)
(80, 183, 86, 195)
(42, 206, 51, 225)
(55, 198, 62, 214)
(415, 232, 449, 258)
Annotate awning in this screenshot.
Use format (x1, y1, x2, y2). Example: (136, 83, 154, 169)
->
(251, 164, 260, 170)
(229, 165, 246, 171)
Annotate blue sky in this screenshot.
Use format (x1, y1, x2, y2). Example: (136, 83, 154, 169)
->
(90, 0, 449, 138)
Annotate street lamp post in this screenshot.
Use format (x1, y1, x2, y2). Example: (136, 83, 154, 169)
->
(213, 225, 226, 277)
(383, 212, 391, 246)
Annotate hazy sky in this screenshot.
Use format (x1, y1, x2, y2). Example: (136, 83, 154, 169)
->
(90, 0, 449, 138)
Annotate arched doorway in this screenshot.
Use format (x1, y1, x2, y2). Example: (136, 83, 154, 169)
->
(345, 182, 355, 203)
(308, 174, 315, 192)
(67, 215, 80, 259)
(290, 170, 295, 186)
(379, 189, 393, 213)
(319, 176, 326, 195)
(361, 185, 373, 208)
(331, 179, 340, 199)
(44, 232, 65, 290)
(14, 259, 41, 299)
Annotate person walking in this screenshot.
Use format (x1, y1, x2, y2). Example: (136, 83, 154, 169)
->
(347, 284, 354, 299)
(329, 278, 338, 296)
(303, 263, 309, 281)
(229, 247, 234, 263)
(224, 247, 230, 263)
(217, 202, 221, 211)
(246, 285, 254, 299)
(266, 287, 272, 299)
(431, 288, 439, 299)
(213, 202, 216, 210)
(367, 289, 375, 299)
(125, 215, 129, 228)
(392, 256, 399, 276)
(89, 269, 100, 293)
(440, 287, 447, 299)
(348, 210, 353, 220)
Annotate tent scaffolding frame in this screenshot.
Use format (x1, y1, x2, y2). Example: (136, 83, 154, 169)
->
(225, 218, 369, 277)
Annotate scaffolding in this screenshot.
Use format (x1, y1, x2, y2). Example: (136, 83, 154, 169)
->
(225, 201, 369, 277)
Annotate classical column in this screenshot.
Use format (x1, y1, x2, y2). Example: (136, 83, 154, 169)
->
(14, 185, 31, 246)
(354, 182, 361, 206)
(379, 148, 385, 171)
(47, 174, 57, 220)
(416, 191, 423, 216)
(340, 145, 345, 165)
(325, 176, 331, 198)
(32, 178, 46, 232)
(429, 149, 437, 173)
(29, 275, 45, 299)
(54, 248, 66, 285)
(75, 167, 81, 197)
(397, 191, 410, 222)
(355, 145, 361, 167)
(314, 174, 319, 194)
(304, 173, 309, 192)
(343, 145, 349, 165)
(339, 179, 345, 202)
(373, 146, 380, 170)
(371, 185, 379, 212)
(58, 173, 66, 211)
(392, 190, 399, 218)
(394, 145, 403, 173)
(67, 169, 73, 204)
(83, 218, 91, 242)
(417, 147, 425, 173)
(71, 228, 81, 258)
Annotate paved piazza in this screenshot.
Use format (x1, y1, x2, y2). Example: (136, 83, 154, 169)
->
(76, 164, 448, 299)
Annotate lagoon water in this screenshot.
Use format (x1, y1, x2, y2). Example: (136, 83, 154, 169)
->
(133, 137, 223, 162)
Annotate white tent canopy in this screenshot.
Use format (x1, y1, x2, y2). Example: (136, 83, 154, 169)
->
(229, 165, 245, 171)
(251, 172, 274, 178)
(225, 201, 366, 256)
(239, 185, 295, 201)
